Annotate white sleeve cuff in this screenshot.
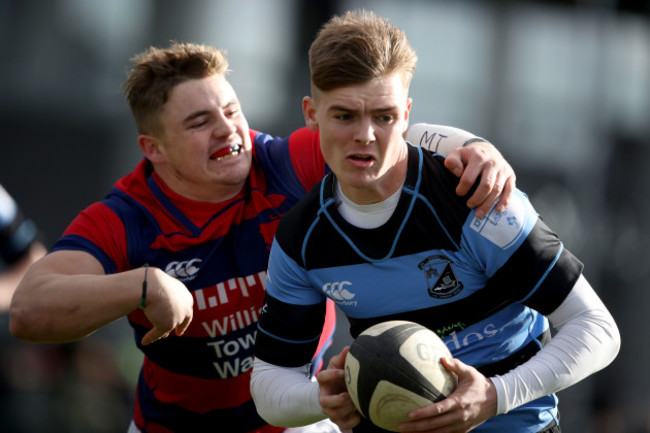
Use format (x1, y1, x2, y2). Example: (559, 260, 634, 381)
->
(492, 274, 620, 414)
(250, 357, 326, 427)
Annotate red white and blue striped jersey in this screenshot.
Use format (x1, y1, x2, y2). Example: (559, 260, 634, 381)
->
(51, 128, 336, 433)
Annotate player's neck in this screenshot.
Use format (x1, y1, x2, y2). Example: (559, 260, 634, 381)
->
(335, 180, 401, 229)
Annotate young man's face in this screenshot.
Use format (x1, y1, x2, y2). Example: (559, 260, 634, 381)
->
(143, 74, 253, 202)
(303, 73, 412, 205)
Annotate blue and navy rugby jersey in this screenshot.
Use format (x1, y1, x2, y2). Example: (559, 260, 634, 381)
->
(255, 143, 583, 433)
(51, 128, 335, 433)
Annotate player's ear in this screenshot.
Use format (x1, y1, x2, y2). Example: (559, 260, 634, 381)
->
(138, 134, 166, 163)
(302, 96, 319, 131)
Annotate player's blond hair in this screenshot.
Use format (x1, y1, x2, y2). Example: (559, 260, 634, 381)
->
(122, 42, 230, 135)
(308, 10, 418, 93)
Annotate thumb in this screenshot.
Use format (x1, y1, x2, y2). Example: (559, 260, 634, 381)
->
(443, 150, 464, 177)
(141, 328, 169, 346)
(327, 346, 350, 370)
(440, 356, 469, 378)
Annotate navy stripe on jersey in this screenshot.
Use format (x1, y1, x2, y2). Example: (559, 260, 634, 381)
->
(100, 190, 161, 266)
(147, 175, 202, 235)
(52, 234, 118, 274)
(254, 295, 327, 368)
(254, 131, 310, 203)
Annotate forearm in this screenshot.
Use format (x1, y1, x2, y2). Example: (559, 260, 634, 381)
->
(404, 123, 487, 156)
(9, 251, 143, 342)
(491, 275, 620, 414)
(250, 357, 326, 427)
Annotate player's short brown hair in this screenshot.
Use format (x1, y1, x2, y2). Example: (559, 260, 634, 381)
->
(308, 10, 418, 93)
(122, 42, 230, 135)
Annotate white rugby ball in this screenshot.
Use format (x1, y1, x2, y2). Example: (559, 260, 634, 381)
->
(344, 320, 457, 432)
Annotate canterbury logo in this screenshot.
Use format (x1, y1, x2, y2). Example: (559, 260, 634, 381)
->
(165, 259, 202, 279)
(322, 281, 355, 301)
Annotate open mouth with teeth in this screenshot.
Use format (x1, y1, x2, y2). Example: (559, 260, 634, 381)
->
(211, 144, 242, 161)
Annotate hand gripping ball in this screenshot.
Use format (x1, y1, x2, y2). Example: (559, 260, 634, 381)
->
(344, 320, 457, 432)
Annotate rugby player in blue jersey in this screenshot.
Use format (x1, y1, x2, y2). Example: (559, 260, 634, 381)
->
(9, 41, 514, 433)
(251, 10, 620, 433)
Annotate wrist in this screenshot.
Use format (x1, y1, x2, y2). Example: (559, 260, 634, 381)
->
(489, 375, 509, 415)
(462, 137, 488, 147)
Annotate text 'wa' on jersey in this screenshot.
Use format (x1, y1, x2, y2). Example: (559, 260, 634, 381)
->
(255, 143, 583, 433)
(51, 128, 335, 433)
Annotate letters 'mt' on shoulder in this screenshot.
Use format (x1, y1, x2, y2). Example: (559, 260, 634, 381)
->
(405, 123, 488, 156)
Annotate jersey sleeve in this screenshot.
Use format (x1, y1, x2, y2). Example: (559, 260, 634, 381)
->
(252, 128, 326, 200)
(254, 239, 328, 368)
(461, 190, 583, 314)
(51, 201, 129, 274)
(287, 128, 327, 191)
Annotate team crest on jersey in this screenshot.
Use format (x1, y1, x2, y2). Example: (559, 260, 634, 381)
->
(417, 255, 463, 299)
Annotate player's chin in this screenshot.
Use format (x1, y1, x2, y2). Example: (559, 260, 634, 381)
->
(214, 163, 250, 183)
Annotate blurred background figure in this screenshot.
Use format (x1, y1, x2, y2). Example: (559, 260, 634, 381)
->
(1, 0, 649, 432)
(0, 182, 49, 431)
(0, 183, 46, 310)
(0, 182, 134, 433)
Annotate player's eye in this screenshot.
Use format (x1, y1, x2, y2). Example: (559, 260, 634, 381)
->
(225, 107, 240, 118)
(190, 120, 208, 129)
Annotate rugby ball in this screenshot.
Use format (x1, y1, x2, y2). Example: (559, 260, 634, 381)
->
(344, 320, 457, 432)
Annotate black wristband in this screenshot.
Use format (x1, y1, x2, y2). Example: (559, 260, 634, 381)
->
(462, 137, 488, 147)
(140, 264, 149, 309)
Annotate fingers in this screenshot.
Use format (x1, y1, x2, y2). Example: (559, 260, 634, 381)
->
(468, 174, 500, 220)
(469, 169, 515, 218)
(440, 356, 467, 376)
(327, 409, 361, 431)
(141, 327, 170, 346)
(317, 364, 361, 431)
(140, 270, 194, 343)
(445, 149, 498, 212)
(445, 143, 517, 220)
(327, 346, 350, 370)
(495, 175, 515, 213)
(175, 313, 193, 336)
(317, 366, 347, 395)
(443, 151, 464, 178)
(464, 169, 497, 209)
(320, 394, 361, 431)
(401, 358, 497, 432)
